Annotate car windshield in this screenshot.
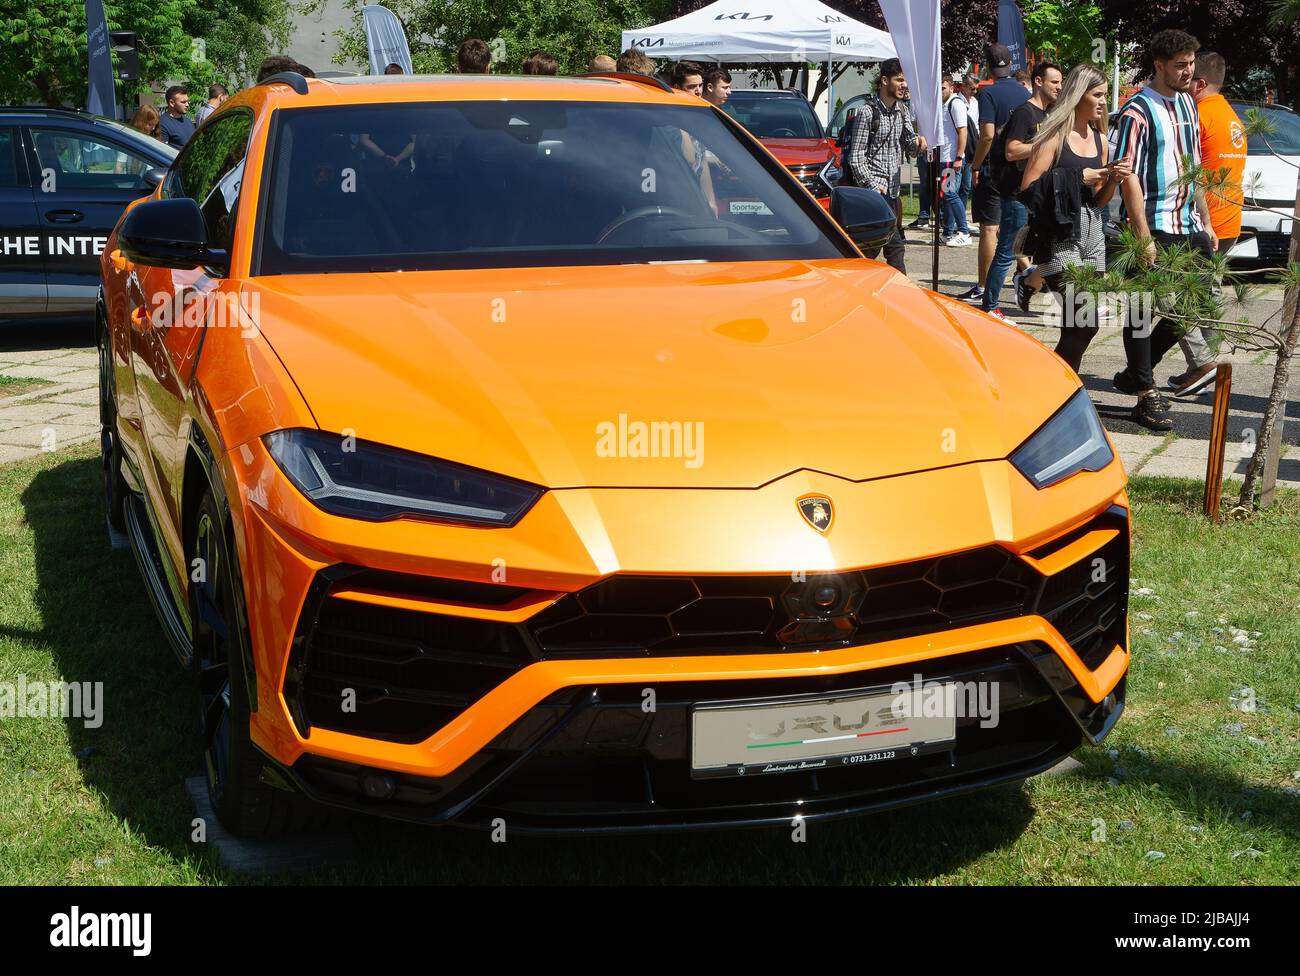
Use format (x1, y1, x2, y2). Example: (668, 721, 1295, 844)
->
(725, 92, 824, 140)
(256, 100, 846, 275)
(1231, 104, 1300, 156)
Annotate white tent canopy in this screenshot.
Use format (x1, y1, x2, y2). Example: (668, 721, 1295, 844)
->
(620, 0, 896, 64)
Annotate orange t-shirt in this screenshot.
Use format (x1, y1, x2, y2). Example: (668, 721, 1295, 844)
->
(1198, 93, 1247, 239)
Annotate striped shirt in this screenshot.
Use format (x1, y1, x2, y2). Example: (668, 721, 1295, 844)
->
(1111, 86, 1203, 235)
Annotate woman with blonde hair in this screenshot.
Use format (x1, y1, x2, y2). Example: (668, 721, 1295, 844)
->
(1019, 63, 1130, 372)
(128, 104, 162, 141)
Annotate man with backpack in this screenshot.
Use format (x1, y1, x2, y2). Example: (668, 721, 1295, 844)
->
(964, 43, 1030, 303)
(844, 58, 927, 273)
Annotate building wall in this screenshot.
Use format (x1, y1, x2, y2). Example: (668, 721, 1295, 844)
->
(286, 0, 363, 75)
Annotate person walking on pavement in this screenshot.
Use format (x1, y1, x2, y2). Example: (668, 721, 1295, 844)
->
(939, 75, 972, 246)
(982, 60, 1063, 319)
(1110, 28, 1218, 430)
(843, 58, 927, 273)
(963, 43, 1030, 303)
(1165, 50, 1246, 398)
(1019, 64, 1130, 365)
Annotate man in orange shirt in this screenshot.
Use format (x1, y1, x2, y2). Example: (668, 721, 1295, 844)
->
(1169, 51, 1247, 397)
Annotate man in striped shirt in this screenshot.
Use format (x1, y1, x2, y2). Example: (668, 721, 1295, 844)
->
(1110, 29, 1217, 431)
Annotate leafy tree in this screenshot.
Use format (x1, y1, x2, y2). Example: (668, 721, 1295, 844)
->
(1020, 0, 1103, 69)
(317, 0, 676, 75)
(0, 0, 294, 109)
(1096, 0, 1300, 105)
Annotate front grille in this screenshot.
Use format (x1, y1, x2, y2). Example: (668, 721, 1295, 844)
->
(528, 547, 1038, 657)
(286, 510, 1129, 745)
(1253, 233, 1293, 262)
(1038, 530, 1128, 671)
(293, 590, 533, 744)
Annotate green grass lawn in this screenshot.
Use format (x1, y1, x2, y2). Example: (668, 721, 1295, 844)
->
(1, 443, 1297, 884)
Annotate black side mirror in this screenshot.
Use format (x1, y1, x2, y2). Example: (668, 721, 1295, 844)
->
(829, 186, 896, 254)
(118, 197, 228, 275)
(142, 166, 168, 189)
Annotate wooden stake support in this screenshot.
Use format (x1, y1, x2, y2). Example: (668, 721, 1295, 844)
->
(1204, 363, 1233, 521)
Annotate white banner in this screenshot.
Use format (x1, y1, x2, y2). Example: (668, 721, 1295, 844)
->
(876, 0, 943, 151)
(362, 5, 414, 76)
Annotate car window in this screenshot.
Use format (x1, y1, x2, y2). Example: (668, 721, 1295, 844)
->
(165, 110, 253, 253)
(0, 127, 21, 187)
(828, 96, 867, 139)
(1232, 104, 1300, 156)
(724, 93, 824, 139)
(256, 101, 847, 275)
(29, 127, 157, 190)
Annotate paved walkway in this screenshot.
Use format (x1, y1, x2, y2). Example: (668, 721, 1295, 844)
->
(0, 325, 100, 464)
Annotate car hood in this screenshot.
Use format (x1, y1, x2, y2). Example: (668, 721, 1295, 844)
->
(761, 137, 836, 168)
(245, 260, 1080, 489)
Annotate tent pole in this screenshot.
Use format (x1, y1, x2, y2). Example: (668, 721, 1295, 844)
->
(827, 59, 835, 127)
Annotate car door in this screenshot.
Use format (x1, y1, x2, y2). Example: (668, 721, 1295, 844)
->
(127, 109, 253, 574)
(25, 124, 161, 315)
(0, 125, 46, 317)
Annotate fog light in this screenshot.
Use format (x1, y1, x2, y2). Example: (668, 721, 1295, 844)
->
(359, 771, 396, 800)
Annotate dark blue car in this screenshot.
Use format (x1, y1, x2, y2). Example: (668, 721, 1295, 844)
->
(0, 107, 176, 320)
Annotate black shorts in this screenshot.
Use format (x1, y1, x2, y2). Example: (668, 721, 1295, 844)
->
(971, 179, 1003, 226)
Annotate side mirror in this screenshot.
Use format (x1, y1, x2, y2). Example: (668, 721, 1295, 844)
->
(117, 197, 228, 275)
(142, 166, 169, 189)
(829, 185, 896, 254)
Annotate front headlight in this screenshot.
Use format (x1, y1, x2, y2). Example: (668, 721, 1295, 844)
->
(263, 428, 543, 526)
(1009, 389, 1114, 489)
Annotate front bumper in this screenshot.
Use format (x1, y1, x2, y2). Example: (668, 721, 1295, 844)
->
(231, 438, 1130, 831)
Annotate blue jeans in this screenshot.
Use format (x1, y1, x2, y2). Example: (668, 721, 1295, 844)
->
(981, 197, 1027, 311)
(941, 164, 969, 235)
(959, 160, 972, 209)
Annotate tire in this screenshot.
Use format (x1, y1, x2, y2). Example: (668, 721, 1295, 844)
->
(191, 490, 309, 837)
(97, 317, 128, 533)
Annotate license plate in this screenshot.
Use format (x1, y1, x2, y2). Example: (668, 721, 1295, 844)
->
(691, 688, 956, 778)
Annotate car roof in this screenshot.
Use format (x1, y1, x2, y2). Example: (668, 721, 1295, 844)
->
(231, 73, 702, 112)
(0, 106, 176, 160)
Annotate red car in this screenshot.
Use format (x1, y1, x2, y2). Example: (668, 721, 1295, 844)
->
(724, 88, 840, 208)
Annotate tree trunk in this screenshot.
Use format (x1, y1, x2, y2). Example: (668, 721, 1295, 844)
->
(1237, 173, 1300, 509)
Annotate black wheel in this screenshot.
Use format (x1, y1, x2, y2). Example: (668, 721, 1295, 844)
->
(98, 318, 128, 533)
(191, 491, 305, 837)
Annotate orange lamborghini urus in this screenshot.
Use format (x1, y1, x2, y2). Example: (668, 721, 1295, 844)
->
(98, 70, 1129, 836)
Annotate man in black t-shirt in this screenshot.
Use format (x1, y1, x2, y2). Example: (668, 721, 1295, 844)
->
(980, 60, 1063, 317)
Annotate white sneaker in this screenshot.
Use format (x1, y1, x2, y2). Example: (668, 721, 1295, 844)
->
(942, 234, 970, 247)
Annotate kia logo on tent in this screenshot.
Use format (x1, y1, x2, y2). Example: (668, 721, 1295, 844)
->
(835, 35, 852, 45)
(632, 37, 666, 47)
(817, 15, 846, 22)
(715, 12, 774, 20)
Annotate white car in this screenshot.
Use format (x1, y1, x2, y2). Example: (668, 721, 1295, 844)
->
(1228, 102, 1299, 262)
